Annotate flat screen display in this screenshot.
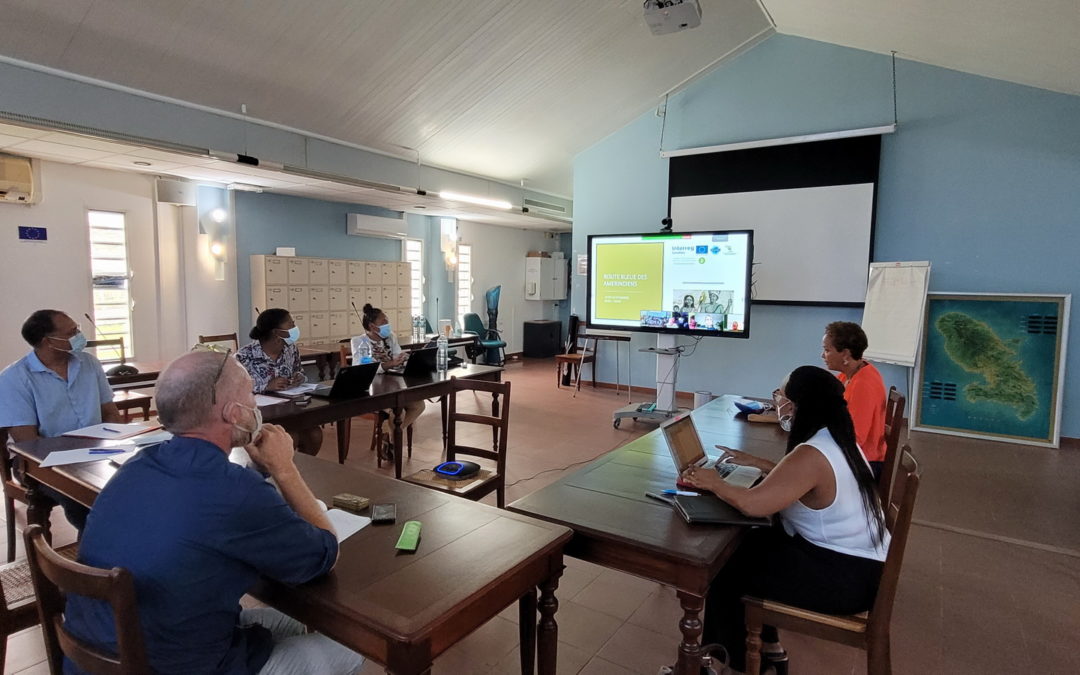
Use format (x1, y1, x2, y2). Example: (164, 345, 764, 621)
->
(586, 230, 753, 337)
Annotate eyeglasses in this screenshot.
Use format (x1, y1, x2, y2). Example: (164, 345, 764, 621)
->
(210, 349, 232, 405)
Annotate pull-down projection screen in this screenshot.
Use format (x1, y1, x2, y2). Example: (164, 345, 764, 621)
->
(669, 135, 881, 305)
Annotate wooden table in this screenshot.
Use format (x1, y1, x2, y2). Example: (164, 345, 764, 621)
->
(302, 337, 478, 380)
(10, 439, 571, 675)
(262, 364, 504, 478)
(508, 395, 789, 675)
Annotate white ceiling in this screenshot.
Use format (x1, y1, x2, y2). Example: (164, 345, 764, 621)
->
(0, 121, 569, 229)
(0, 0, 773, 197)
(767, 0, 1080, 97)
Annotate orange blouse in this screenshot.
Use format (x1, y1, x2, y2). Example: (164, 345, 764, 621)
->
(837, 362, 887, 463)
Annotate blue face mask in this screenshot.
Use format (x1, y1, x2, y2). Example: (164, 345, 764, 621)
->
(50, 331, 87, 353)
(281, 326, 300, 344)
(378, 324, 393, 339)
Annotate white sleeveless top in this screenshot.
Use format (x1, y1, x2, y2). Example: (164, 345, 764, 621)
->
(780, 427, 890, 562)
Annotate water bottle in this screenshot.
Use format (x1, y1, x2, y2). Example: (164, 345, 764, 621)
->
(436, 334, 449, 372)
(352, 336, 373, 364)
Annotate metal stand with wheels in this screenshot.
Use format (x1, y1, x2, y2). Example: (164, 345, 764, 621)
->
(613, 335, 685, 428)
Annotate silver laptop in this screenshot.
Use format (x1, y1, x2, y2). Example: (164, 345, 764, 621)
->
(660, 414, 762, 488)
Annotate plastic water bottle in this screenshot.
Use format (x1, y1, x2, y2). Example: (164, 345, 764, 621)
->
(436, 334, 449, 372)
(352, 336, 373, 364)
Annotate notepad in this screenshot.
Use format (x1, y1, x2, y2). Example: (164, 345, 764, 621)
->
(274, 383, 318, 397)
(41, 445, 137, 468)
(672, 494, 772, 526)
(326, 508, 371, 542)
(61, 422, 161, 440)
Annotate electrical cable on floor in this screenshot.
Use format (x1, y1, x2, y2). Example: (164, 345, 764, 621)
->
(504, 444, 621, 489)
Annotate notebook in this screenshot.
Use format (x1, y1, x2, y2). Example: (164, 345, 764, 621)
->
(672, 495, 771, 526)
(309, 362, 379, 398)
(660, 414, 762, 489)
(384, 347, 438, 377)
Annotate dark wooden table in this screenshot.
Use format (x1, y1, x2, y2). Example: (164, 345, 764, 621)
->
(508, 395, 789, 675)
(262, 364, 504, 477)
(303, 337, 478, 380)
(10, 439, 571, 675)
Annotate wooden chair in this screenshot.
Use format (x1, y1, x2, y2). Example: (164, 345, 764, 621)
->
(24, 524, 149, 674)
(0, 534, 78, 672)
(878, 387, 907, 501)
(0, 429, 28, 563)
(403, 378, 511, 507)
(196, 332, 239, 352)
(554, 316, 595, 391)
(86, 340, 152, 422)
(743, 447, 921, 675)
(334, 344, 412, 466)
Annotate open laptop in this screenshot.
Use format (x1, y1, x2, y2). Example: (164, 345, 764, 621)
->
(384, 347, 438, 377)
(660, 414, 762, 489)
(310, 362, 379, 398)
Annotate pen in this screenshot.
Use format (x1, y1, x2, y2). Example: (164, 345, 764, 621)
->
(89, 449, 127, 455)
(661, 489, 699, 496)
(101, 426, 123, 433)
(644, 492, 675, 505)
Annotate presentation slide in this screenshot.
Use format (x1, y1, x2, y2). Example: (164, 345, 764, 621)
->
(588, 230, 752, 337)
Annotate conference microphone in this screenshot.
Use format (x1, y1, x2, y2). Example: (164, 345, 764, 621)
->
(84, 313, 139, 376)
(351, 302, 364, 322)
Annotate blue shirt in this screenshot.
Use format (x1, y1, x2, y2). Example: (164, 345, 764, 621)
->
(64, 437, 338, 674)
(0, 350, 113, 436)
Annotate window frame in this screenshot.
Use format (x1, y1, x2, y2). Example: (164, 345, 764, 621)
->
(87, 209, 134, 361)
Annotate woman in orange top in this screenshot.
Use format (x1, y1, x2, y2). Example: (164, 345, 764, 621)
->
(822, 321, 887, 478)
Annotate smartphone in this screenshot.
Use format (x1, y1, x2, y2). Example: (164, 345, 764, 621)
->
(371, 503, 397, 524)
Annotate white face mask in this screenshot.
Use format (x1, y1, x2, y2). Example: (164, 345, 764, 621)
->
(226, 401, 263, 446)
(773, 392, 794, 432)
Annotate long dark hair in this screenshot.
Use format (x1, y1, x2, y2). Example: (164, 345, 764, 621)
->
(783, 365, 885, 544)
(250, 308, 290, 341)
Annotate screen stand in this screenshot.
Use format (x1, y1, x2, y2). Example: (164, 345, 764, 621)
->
(612, 334, 682, 428)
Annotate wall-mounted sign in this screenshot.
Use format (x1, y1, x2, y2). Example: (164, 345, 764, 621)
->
(576, 253, 588, 276)
(18, 226, 47, 241)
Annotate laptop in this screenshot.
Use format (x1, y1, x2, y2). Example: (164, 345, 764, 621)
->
(660, 414, 762, 489)
(310, 362, 379, 398)
(384, 347, 438, 377)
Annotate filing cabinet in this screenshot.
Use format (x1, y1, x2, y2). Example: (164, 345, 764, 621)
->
(251, 254, 413, 344)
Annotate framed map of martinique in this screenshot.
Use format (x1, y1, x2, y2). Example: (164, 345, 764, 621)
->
(914, 293, 1070, 447)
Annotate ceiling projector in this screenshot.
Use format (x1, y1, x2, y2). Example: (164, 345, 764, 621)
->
(643, 0, 702, 36)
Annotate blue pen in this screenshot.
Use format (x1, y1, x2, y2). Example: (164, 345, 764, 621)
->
(88, 449, 127, 455)
(101, 426, 123, 433)
(662, 489, 699, 496)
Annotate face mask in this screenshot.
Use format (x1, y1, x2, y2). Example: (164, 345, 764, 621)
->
(378, 324, 393, 339)
(49, 331, 87, 353)
(773, 392, 794, 432)
(227, 402, 263, 446)
(281, 326, 300, 344)
(779, 412, 793, 433)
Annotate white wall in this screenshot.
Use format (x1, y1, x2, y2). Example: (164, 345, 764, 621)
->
(456, 221, 561, 353)
(0, 161, 159, 366)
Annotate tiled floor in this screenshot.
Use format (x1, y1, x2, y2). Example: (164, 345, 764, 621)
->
(4, 357, 1079, 674)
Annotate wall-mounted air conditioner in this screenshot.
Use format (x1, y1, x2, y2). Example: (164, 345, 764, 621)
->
(0, 154, 38, 205)
(346, 212, 407, 240)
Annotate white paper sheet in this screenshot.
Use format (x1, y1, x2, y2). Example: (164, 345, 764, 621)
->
(276, 383, 318, 396)
(254, 394, 285, 407)
(326, 508, 371, 542)
(41, 445, 137, 468)
(130, 429, 174, 446)
(60, 422, 161, 440)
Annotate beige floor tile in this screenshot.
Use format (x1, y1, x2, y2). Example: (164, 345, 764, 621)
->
(549, 600, 625, 655)
(594, 622, 678, 675)
(11, 662, 51, 675)
(571, 576, 654, 622)
(578, 656, 638, 675)
(490, 639, 593, 675)
(626, 586, 683, 640)
(3, 627, 47, 675)
(433, 615, 519, 674)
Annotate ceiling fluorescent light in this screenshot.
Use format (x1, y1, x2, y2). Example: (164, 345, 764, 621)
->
(226, 182, 263, 193)
(439, 191, 512, 210)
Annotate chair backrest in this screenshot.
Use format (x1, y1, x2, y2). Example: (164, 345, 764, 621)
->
(867, 447, 920, 639)
(879, 387, 907, 499)
(197, 332, 239, 352)
(463, 313, 485, 336)
(24, 524, 149, 674)
(446, 378, 511, 476)
(565, 315, 581, 354)
(339, 343, 351, 366)
(0, 428, 26, 502)
(85, 339, 126, 364)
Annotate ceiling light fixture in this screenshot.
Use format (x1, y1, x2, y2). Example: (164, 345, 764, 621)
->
(438, 191, 512, 210)
(226, 182, 263, 193)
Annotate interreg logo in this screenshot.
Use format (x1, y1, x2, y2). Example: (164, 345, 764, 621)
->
(695, 245, 708, 254)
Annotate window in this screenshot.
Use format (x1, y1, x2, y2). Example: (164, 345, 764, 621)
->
(456, 243, 472, 329)
(87, 210, 132, 360)
(404, 238, 424, 320)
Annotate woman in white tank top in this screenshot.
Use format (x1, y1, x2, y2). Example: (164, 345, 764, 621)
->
(680, 366, 889, 675)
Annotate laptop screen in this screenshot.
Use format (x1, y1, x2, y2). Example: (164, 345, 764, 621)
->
(661, 414, 707, 472)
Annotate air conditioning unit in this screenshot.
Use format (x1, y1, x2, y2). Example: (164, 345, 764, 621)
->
(0, 154, 38, 205)
(346, 212, 407, 240)
(643, 0, 702, 35)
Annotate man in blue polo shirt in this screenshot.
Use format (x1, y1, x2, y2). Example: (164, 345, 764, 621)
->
(0, 309, 121, 529)
(63, 351, 363, 674)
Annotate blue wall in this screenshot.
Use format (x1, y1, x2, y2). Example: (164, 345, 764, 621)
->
(225, 190, 434, 329)
(572, 35, 1080, 437)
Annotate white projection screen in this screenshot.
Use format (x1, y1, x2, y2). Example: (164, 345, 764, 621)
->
(668, 135, 882, 305)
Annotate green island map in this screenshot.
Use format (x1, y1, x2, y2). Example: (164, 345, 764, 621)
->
(935, 312, 1038, 420)
(919, 296, 1063, 444)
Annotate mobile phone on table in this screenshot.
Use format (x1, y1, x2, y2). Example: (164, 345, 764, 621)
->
(371, 503, 397, 524)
